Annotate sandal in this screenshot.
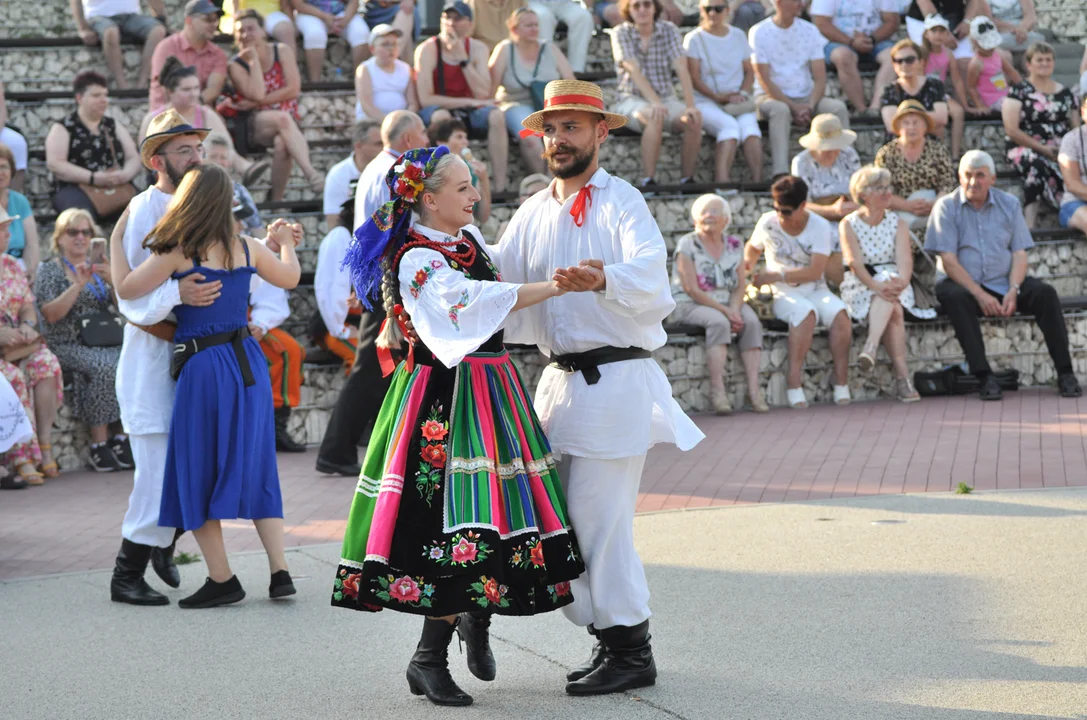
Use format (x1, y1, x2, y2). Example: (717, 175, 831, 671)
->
(858, 342, 877, 372)
(306, 170, 325, 194)
(39, 443, 59, 479)
(17, 462, 44, 486)
(0, 467, 26, 490)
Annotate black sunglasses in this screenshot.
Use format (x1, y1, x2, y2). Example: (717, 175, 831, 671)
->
(892, 55, 918, 65)
(773, 205, 797, 217)
(701, 4, 727, 12)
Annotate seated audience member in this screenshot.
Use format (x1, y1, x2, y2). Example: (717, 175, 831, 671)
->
(989, 0, 1044, 52)
(0, 145, 39, 279)
(468, 0, 526, 51)
(811, 0, 898, 114)
(921, 14, 969, 159)
(612, 0, 703, 187)
(904, 0, 986, 70)
(880, 39, 951, 147)
(206, 134, 266, 235)
(36, 209, 130, 473)
(354, 110, 428, 228)
(750, 0, 849, 178)
(875, 100, 957, 230)
(416, 2, 510, 191)
(355, 24, 419, 121)
(72, 0, 167, 90)
(529, 0, 593, 72)
(791, 113, 860, 287)
(592, 0, 683, 27)
(362, 0, 418, 61)
(0, 210, 59, 486)
(494, 172, 551, 242)
(0, 82, 28, 192)
(744, 175, 852, 409)
(324, 119, 382, 228)
(926, 150, 1082, 400)
(45, 71, 141, 224)
(223, 9, 325, 200)
(219, 0, 300, 53)
(670, 194, 768, 414)
(1057, 95, 1087, 234)
(315, 198, 359, 369)
(1002, 42, 1076, 228)
(684, 1, 763, 184)
(966, 17, 1020, 114)
(430, 118, 492, 223)
(490, 8, 575, 179)
(730, 0, 773, 34)
(839, 165, 931, 402)
(150, 0, 229, 112)
(292, 0, 372, 82)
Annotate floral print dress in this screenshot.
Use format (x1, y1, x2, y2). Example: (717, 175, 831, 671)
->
(1005, 81, 1076, 208)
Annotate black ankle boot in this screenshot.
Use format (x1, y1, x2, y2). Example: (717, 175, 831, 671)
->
(110, 539, 170, 606)
(270, 569, 296, 598)
(275, 407, 306, 453)
(406, 618, 473, 706)
(150, 529, 183, 589)
(455, 610, 495, 681)
(565, 620, 656, 696)
(566, 624, 606, 682)
(178, 576, 246, 609)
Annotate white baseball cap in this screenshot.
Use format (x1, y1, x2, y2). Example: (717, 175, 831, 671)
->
(923, 13, 950, 31)
(369, 24, 402, 45)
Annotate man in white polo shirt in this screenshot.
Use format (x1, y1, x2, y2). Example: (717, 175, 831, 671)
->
(323, 119, 381, 229)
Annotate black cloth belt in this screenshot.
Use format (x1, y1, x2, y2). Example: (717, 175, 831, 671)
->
(171, 326, 255, 386)
(548, 346, 652, 385)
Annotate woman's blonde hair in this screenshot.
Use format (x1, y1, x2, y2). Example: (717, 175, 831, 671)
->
(144, 163, 237, 267)
(506, 6, 538, 34)
(690, 193, 731, 229)
(849, 165, 892, 204)
(51, 208, 100, 254)
(1024, 41, 1055, 64)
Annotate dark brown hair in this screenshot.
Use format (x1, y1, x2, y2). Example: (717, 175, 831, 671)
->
(619, 0, 662, 23)
(144, 164, 238, 269)
(73, 70, 108, 97)
(159, 56, 199, 93)
(771, 175, 809, 208)
(235, 8, 265, 26)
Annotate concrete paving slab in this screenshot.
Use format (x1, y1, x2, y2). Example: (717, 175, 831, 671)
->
(4, 488, 1087, 719)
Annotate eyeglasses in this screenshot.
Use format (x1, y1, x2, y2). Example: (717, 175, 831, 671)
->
(701, 4, 727, 12)
(773, 205, 797, 217)
(892, 55, 918, 65)
(159, 145, 207, 160)
(65, 228, 91, 237)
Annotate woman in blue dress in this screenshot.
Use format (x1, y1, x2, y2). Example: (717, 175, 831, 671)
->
(115, 163, 302, 609)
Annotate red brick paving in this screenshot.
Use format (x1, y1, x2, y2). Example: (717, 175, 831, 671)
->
(2, 389, 1085, 580)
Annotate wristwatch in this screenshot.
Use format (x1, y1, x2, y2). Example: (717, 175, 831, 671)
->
(458, 59, 469, 68)
(1010, 282, 1021, 293)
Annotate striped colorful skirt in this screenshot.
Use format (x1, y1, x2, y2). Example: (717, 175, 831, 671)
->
(331, 350, 584, 616)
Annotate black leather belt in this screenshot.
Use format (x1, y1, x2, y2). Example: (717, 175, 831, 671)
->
(171, 327, 255, 386)
(548, 346, 651, 385)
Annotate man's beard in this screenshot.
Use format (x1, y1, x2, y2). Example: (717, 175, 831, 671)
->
(163, 157, 191, 188)
(543, 141, 595, 179)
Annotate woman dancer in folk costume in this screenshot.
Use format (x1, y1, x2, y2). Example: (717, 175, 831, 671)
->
(114, 163, 303, 609)
(333, 145, 587, 707)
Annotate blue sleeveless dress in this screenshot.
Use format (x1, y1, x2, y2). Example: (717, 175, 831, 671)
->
(158, 241, 283, 531)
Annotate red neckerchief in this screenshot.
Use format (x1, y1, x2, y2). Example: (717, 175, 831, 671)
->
(570, 184, 593, 227)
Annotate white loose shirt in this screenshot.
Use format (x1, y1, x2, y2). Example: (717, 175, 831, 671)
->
(323, 154, 363, 218)
(353, 148, 400, 232)
(83, 0, 139, 19)
(249, 275, 290, 332)
(116, 186, 180, 436)
(683, 26, 751, 103)
(493, 168, 704, 460)
(748, 210, 834, 295)
(749, 17, 826, 99)
(810, 0, 894, 37)
(314, 225, 354, 339)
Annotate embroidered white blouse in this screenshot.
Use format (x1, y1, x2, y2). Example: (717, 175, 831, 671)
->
(492, 168, 704, 460)
(399, 223, 520, 369)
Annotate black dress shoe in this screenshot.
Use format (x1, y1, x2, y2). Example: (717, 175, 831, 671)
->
(979, 374, 1003, 401)
(150, 529, 183, 589)
(566, 620, 657, 696)
(456, 610, 496, 681)
(110, 539, 170, 606)
(316, 458, 362, 477)
(179, 576, 246, 609)
(406, 618, 473, 706)
(270, 569, 297, 598)
(1058, 373, 1082, 398)
(566, 624, 606, 682)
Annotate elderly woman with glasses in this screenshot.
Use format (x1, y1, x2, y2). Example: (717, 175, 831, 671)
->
(879, 39, 954, 153)
(669, 194, 767, 415)
(839, 166, 931, 403)
(36, 208, 129, 473)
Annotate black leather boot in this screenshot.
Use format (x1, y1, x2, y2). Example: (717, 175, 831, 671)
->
(150, 528, 183, 589)
(406, 618, 473, 706)
(565, 620, 656, 696)
(110, 539, 170, 606)
(275, 407, 306, 453)
(566, 624, 606, 682)
(455, 610, 496, 681)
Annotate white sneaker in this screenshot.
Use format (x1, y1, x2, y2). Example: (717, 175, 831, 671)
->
(787, 387, 808, 408)
(833, 385, 851, 405)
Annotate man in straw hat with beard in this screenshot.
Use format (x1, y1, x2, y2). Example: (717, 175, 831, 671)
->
(496, 79, 705, 694)
(106, 108, 224, 605)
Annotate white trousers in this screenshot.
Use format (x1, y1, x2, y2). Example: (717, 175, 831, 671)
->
(120, 433, 176, 548)
(296, 12, 370, 49)
(696, 100, 761, 143)
(529, 0, 594, 72)
(560, 453, 652, 630)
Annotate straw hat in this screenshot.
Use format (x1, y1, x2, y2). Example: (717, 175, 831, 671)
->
(522, 80, 627, 133)
(0, 206, 18, 226)
(890, 99, 936, 135)
(139, 108, 210, 169)
(798, 114, 857, 151)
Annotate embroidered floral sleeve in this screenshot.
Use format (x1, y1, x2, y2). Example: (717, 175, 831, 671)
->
(398, 247, 521, 368)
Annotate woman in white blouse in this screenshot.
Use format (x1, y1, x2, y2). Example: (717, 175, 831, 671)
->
(683, 1, 763, 184)
(355, 24, 418, 122)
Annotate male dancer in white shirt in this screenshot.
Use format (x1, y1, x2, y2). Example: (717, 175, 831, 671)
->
(496, 80, 705, 695)
(107, 110, 219, 605)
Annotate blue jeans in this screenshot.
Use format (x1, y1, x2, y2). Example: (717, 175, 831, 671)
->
(1059, 199, 1087, 227)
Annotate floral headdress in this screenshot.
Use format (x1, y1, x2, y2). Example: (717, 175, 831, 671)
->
(342, 145, 450, 309)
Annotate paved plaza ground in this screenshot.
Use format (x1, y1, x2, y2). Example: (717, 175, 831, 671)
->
(2, 390, 1087, 718)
